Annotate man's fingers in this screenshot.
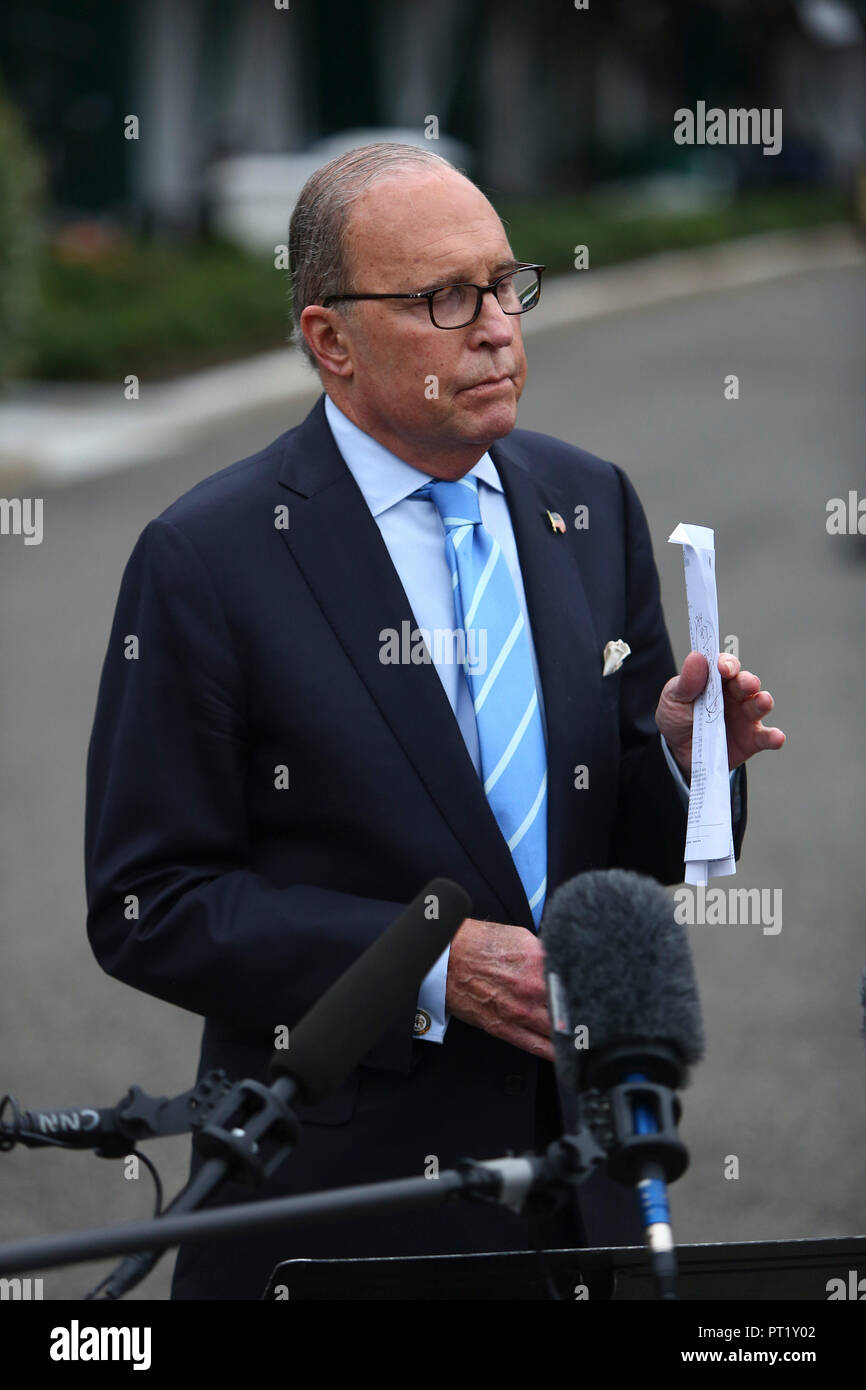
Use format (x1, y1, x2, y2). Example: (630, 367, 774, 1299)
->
(508, 1028, 555, 1064)
(752, 724, 786, 750)
(445, 921, 555, 1058)
(739, 690, 774, 719)
(723, 669, 761, 699)
(722, 671, 778, 721)
(669, 651, 710, 703)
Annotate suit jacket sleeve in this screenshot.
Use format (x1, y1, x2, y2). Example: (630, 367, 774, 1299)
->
(608, 465, 747, 881)
(84, 517, 416, 1072)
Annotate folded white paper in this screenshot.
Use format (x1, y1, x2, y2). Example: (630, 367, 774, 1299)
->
(668, 522, 736, 886)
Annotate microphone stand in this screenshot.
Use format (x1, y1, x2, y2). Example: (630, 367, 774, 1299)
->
(30, 874, 470, 1298)
(0, 1073, 235, 1157)
(1, 1070, 691, 1300)
(3, 1066, 692, 1301)
(0, 1129, 611, 1294)
(578, 1044, 691, 1301)
(93, 1072, 304, 1298)
(2, 1066, 691, 1300)
(1, 1070, 302, 1299)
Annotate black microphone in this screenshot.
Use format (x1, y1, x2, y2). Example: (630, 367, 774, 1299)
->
(270, 877, 471, 1099)
(540, 868, 705, 1298)
(1, 1103, 128, 1152)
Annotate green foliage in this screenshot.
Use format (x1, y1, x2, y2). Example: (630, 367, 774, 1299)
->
(496, 188, 847, 273)
(26, 239, 287, 381)
(0, 84, 43, 383)
(16, 188, 847, 382)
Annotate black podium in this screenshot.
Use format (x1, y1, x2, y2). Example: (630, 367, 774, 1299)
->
(265, 1236, 866, 1300)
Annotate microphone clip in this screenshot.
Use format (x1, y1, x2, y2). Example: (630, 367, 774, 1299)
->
(453, 1126, 608, 1220)
(581, 1079, 689, 1186)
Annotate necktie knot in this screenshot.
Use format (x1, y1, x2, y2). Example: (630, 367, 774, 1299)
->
(413, 476, 481, 532)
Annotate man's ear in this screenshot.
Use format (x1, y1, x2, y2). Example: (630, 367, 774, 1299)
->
(300, 305, 354, 378)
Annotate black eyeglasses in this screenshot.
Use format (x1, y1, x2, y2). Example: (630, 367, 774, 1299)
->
(322, 263, 545, 330)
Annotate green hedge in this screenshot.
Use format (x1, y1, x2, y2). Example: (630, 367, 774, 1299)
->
(26, 239, 287, 381)
(0, 83, 43, 383)
(496, 188, 847, 272)
(17, 188, 848, 382)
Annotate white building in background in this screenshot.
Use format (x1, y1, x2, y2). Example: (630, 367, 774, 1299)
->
(206, 130, 470, 255)
(120, 0, 865, 243)
(128, 0, 479, 242)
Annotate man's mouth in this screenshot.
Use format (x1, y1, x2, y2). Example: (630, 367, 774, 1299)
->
(459, 375, 513, 394)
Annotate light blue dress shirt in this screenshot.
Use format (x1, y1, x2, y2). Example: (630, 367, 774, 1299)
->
(323, 393, 696, 1044)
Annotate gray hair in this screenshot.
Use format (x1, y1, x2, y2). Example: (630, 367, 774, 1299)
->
(288, 142, 462, 369)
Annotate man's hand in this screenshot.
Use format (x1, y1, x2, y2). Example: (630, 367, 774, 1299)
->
(656, 652, 786, 779)
(445, 919, 554, 1062)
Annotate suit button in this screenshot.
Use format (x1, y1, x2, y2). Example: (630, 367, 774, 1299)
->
(503, 1073, 526, 1096)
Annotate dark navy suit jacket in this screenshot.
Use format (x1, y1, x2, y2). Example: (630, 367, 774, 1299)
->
(84, 393, 745, 1297)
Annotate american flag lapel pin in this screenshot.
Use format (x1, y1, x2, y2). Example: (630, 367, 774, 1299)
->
(545, 509, 566, 534)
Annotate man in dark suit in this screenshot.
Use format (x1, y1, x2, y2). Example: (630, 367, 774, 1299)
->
(84, 143, 783, 1299)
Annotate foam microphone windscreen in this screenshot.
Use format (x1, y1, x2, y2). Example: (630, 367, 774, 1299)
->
(540, 868, 705, 1092)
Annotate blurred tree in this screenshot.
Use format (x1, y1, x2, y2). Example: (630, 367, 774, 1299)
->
(0, 79, 43, 383)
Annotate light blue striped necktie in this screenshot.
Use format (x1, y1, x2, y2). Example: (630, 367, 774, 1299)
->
(414, 475, 548, 927)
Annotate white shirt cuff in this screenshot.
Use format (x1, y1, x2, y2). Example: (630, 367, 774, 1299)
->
(660, 731, 737, 803)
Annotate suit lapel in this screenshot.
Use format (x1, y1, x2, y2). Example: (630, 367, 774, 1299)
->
(275, 396, 532, 927)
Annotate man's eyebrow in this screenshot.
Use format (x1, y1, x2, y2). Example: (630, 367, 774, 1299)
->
(413, 258, 521, 292)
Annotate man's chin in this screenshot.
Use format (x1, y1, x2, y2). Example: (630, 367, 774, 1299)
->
(450, 390, 518, 442)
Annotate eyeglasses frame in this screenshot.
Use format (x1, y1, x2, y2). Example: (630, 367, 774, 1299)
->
(320, 262, 546, 329)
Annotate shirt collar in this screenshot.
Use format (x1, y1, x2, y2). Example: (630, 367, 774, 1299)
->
(324, 393, 502, 519)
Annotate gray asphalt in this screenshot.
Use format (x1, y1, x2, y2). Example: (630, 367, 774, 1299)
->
(1, 261, 864, 1300)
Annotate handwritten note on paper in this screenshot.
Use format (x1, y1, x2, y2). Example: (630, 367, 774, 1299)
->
(668, 523, 736, 887)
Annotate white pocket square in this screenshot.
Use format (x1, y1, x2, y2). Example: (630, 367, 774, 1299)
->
(602, 638, 631, 676)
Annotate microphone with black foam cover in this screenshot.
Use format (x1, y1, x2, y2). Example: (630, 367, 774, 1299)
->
(540, 868, 705, 1298)
(542, 868, 705, 1095)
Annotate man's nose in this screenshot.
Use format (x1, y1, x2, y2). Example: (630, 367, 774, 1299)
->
(468, 287, 516, 348)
